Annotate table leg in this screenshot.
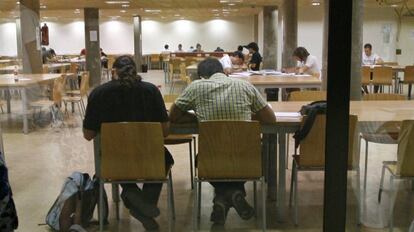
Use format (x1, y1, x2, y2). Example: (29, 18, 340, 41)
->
(394, 73, 398, 93)
(21, 88, 29, 134)
(277, 131, 287, 222)
(267, 134, 277, 201)
(5, 89, 11, 113)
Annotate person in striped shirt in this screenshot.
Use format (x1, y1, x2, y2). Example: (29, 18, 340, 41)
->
(170, 58, 275, 225)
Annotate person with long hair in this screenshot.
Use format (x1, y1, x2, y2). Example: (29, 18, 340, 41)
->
(288, 47, 321, 78)
(82, 55, 173, 230)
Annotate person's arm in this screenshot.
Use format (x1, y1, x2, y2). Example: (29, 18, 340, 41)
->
(169, 103, 197, 123)
(83, 128, 97, 141)
(252, 105, 276, 124)
(375, 56, 384, 65)
(223, 68, 232, 75)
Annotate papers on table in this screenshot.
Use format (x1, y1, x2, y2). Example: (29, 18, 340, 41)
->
(275, 112, 301, 118)
(231, 69, 284, 78)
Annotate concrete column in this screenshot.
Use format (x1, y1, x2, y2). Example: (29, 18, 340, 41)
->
(350, 0, 363, 100)
(19, 0, 42, 74)
(262, 6, 278, 69)
(281, 0, 298, 68)
(15, 19, 23, 61)
(133, 15, 143, 72)
(254, 14, 259, 43)
(321, 0, 329, 90)
(84, 8, 101, 87)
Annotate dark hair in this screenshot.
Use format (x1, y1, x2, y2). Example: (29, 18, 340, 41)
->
(364, 43, 372, 49)
(164, 44, 169, 49)
(292, 47, 310, 61)
(112, 55, 142, 86)
(232, 51, 244, 62)
(237, 45, 243, 52)
(246, 42, 259, 52)
(196, 43, 201, 48)
(197, 58, 224, 78)
(178, 44, 182, 47)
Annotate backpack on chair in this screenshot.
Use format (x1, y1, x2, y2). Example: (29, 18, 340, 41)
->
(293, 101, 327, 151)
(45, 172, 109, 231)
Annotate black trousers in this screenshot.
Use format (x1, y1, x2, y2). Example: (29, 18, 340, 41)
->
(121, 148, 174, 206)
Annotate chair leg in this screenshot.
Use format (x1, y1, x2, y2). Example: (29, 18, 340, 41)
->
(111, 184, 120, 220)
(189, 142, 194, 189)
(289, 160, 295, 207)
(167, 176, 173, 232)
(99, 180, 105, 232)
(261, 177, 266, 232)
(378, 165, 386, 203)
(294, 163, 299, 226)
(389, 176, 395, 232)
(363, 140, 369, 192)
(168, 171, 176, 220)
(253, 181, 257, 217)
(193, 178, 199, 231)
(197, 182, 202, 219)
(356, 168, 362, 225)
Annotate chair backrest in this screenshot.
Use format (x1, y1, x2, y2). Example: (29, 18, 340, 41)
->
(151, 54, 161, 62)
(362, 93, 406, 101)
(100, 122, 166, 180)
(198, 121, 262, 179)
(185, 58, 197, 67)
(163, 94, 178, 103)
(404, 66, 414, 83)
(298, 115, 358, 168)
(69, 63, 79, 74)
(59, 65, 66, 74)
(108, 56, 116, 70)
(372, 66, 393, 85)
(361, 66, 371, 85)
(52, 75, 66, 104)
(396, 120, 414, 176)
(42, 65, 49, 74)
(79, 72, 90, 96)
(169, 59, 183, 74)
(288, 90, 327, 101)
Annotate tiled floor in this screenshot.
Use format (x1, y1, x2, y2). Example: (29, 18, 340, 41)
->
(2, 70, 413, 231)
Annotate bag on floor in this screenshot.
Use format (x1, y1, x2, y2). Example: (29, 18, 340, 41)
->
(293, 100, 327, 149)
(0, 153, 19, 232)
(45, 172, 108, 231)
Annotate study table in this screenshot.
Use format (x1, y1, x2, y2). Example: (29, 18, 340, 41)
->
(0, 63, 71, 74)
(0, 73, 70, 133)
(167, 100, 414, 221)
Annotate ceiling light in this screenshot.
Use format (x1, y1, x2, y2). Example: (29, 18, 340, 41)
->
(311, 1, 321, 6)
(390, 4, 399, 7)
(105, 1, 130, 4)
(74, 9, 81, 14)
(16, 1, 20, 4)
(40, 5, 46, 9)
(212, 9, 219, 12)
(121, 4, 129, 8)
(228, 3, 235, 6)
(120, 10, 126, 13)
(144, 9, 161, 13)
(174, 14, 180, 17)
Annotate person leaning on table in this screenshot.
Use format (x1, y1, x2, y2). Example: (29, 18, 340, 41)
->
(82, 55, 173, 231)
(169, 58, 276, 226)
(219, 51, 245, 75)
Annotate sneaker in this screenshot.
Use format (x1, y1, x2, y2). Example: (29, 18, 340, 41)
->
(210, 201, 229, 225)
(121, 190, 160, 218)
(129, 209, 160, 231)
(231, 190, 255, 220)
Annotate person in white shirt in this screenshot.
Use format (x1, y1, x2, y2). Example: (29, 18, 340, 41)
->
(287, 47, 321, 78)
(219, 51, 244, 75)
(176, 44, 183, 52)
(362, 43, 383, 65)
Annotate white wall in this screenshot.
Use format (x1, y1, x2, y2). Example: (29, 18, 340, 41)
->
(0, 16, 254, 56)
(398, 17, 414, 65)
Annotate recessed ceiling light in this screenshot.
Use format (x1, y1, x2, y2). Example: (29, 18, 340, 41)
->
(105, 1, 130, 4)
(40, 5, 47, 9)
(212, 9, 219, 12)
(120, 10, 126, 13)
(174, 14, 180, 17)
(16, 1, 20, 4)
(121, 4, 129, 8)
(74, 9, 81, 14)
(144, 9, 161, 13)
(228, 3, 235, 6)
(42, 16, 48, 19)
(311, 1, 321, 6)
(390, 4, 399, 7)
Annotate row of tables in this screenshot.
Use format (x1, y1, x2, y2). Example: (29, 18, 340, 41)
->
(167, 100, 414, 222)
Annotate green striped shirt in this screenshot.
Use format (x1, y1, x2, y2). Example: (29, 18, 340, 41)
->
(175, 73, 267, 121)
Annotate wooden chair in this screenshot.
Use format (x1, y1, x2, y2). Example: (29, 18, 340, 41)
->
(289, 115, 360, 225)
(184, 58, 197, 67)
(361, 66, 372, 93)
(99, 122, 175, 232)
(29, 75, 66, 122)
(169, 59, 186, 94)
(150, 54, 161, 69)
(42, 65, 49, 74)
(163, 94, 196, 189)
(378, 120, 414, 232)
(194, 121, 266, 231)
(372, 66, 393, 93)
(399, 66, 414, 99)
(288, 90, 327, 101)
(63, 72, 89, 118)
(361, 93, 406, 192)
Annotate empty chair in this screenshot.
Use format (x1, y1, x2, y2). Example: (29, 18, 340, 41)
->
(150, 54, 161, 69)
(63, 72, 89, 118)
(194, 121, 266, 231)
(400, 66, 414, 99)
(289, 115, 360, 225)
(378, 120, 414, 232)
(169, 59, 186, 94)
(361, 93, 406, 192)
(372, 66, 393, 93)
(361, 66, 372, 93)
(98, 122, 175, 232)
(163, 94, 196, 189)
(288, 90, 327, 101)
